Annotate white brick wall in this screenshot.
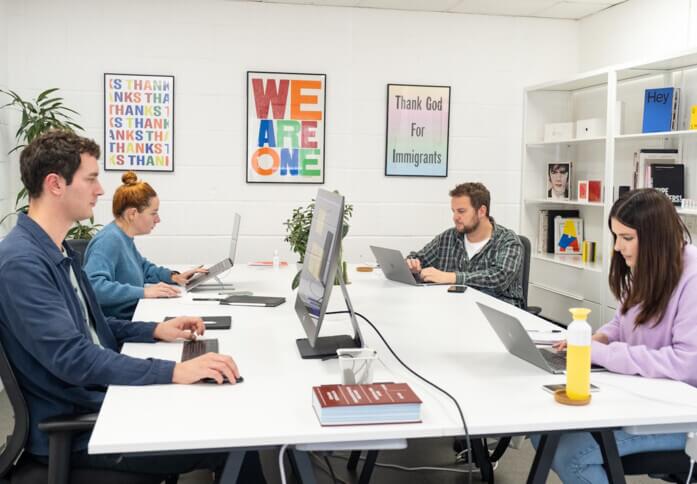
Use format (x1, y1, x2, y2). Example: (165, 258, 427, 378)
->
(0, 0, 9, 238)
(579, 0, 697, 71)
(3, 0, 579, 263)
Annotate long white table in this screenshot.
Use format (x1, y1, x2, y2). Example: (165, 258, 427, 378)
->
(89, 265, 697, 482)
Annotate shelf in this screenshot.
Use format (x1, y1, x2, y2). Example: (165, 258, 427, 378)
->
(526, 136, 606, 147)
(615, 129, 697, 141)
(532, 253, 603, 272)
(525, 199, 604, 208)
(677, 208, 697, 216)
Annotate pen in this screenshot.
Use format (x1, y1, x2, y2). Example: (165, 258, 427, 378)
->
(527, 329, 562, 333)
(193, 297, 224, 301)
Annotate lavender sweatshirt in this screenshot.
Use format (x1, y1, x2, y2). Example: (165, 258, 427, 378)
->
(592, 244, 697, 387)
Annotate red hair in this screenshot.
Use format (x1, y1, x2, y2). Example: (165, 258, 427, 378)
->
(112, 171, 157, 217)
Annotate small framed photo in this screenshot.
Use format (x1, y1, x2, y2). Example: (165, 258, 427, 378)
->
(578, 180, 589, 202)
(588, 180, 603, 202)
(547, 162, 572, 200)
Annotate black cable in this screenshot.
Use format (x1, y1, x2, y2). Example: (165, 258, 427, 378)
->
(327, 310, 473, 484)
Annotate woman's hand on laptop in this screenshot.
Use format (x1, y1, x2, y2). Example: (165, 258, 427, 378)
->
(171, 265, 208, 286)
(154, 316, 205, 341)
(144, 282, 181, 298)
(420, 267, 456, 284)
(173, 353, 240, 384)
(553, 332, 609, 353)
(406, 257, 422, 273)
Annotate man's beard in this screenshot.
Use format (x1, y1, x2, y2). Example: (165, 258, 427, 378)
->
(459, 218, 480, 234)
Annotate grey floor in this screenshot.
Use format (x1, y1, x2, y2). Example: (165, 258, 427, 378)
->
(0, 390, 665, 483)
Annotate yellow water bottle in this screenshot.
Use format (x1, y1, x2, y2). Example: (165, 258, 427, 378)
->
(566, 307, 592, 401)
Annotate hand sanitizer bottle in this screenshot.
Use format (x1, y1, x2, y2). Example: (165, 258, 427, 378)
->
(566, 307, 592, 401)
(272, 250, 280, 270)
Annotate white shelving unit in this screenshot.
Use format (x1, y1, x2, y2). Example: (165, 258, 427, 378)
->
(521, 47, 697, 329)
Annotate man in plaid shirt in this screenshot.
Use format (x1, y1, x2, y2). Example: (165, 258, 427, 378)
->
(407, 182, 524, 308)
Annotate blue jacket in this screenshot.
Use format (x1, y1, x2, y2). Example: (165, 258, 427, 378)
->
(84, 222, 174, 320)
(0, 214, 175, 456)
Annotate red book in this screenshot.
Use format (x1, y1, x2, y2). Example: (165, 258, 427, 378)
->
(312, 383, 422, 426)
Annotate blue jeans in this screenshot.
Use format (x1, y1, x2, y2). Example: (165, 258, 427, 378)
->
(530, 431, 686, 484)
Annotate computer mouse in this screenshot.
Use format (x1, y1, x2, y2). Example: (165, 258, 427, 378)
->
(200, 375, 244, 384)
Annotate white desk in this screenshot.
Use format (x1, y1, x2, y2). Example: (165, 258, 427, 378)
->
(89, 265, 697, 482)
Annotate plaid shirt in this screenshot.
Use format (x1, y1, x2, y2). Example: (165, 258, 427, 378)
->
(409, 220, 524, 308)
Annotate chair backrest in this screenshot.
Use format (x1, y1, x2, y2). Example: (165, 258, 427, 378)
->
(518, 235, 532, 310)
(0, 339, 29, 478)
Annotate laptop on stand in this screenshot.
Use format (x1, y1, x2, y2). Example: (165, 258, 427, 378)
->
(187, 213, 241, 292)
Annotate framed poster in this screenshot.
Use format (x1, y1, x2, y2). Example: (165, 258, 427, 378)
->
(547, 162, 572, 200)
(103, 73, 174, 172)
(246, 71, 326, 184)
(385, 84, 450, 177)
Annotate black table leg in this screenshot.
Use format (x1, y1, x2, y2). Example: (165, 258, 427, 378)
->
(347, 450, 361, 471)
(592, 431, 626, 484)
(358, 450, 379, 484)
(527, 432, 562, 484)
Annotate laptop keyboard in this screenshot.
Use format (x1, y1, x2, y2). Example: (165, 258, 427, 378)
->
(541, 349, 567, 371)
(182, 339, 219, 361)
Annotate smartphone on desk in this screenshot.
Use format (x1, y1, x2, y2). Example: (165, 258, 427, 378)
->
(543, 383, 599, 394)
(447, 285, 467, 293)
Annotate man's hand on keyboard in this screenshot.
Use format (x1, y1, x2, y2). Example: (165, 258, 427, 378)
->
(154, 316, 205, 342)
(173, 353, 240, 384)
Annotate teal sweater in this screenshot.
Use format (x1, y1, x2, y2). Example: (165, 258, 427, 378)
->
(84, 222, 174, 320)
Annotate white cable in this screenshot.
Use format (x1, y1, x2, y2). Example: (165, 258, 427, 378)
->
(278, 443, 289, 484)
(686, 459, 694, 484)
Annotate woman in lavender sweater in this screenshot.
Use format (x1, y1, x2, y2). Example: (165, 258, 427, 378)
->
(548, 188, 697, 483)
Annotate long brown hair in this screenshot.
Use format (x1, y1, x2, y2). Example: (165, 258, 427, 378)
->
(608, 189, 691, 326)
(112, 171, 157, 217)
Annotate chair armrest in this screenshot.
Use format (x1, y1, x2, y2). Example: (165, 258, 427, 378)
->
(38, 413, 97, 434)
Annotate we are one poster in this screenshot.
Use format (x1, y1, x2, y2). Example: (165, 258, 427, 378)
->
(246, 72, 326, 184)
(104, 73, 174, 172)
(385, 84, 450, 177)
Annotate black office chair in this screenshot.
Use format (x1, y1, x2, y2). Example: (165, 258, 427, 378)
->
(64, 239, 90, 267)
(518, 234, 541, 316)
(0, 339, 176, 484)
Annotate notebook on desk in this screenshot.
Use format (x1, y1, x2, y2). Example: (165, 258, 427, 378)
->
(220, 295, 286, 307)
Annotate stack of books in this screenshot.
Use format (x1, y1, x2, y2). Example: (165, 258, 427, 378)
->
(312, 382, 422, 426)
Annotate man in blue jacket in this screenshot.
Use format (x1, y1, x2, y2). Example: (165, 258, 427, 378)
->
(0, 130, 263, 480)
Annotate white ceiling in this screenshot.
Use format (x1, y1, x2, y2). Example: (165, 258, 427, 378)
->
(229, 0, 628, 20)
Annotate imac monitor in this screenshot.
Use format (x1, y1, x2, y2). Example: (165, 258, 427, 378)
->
(294, 189, 363, 359)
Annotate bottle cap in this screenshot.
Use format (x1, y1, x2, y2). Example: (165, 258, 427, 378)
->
(569, 307, 591, 321)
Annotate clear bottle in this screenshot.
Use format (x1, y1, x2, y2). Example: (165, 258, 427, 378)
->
(566, 307, 592, 400)
(272, 250, 280, 270)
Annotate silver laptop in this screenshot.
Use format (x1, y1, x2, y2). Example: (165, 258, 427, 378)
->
(370, 246, 447, 286)
(187, 213, 241, 292)
(476, 301, 605, 374)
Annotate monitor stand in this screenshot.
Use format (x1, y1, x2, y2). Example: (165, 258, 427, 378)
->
(296, 334, 359, 359)
(296, 267, 364, 359)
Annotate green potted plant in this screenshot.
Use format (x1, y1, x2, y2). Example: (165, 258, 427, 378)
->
(284, 195, 353, 289)
(0, 88, 101, 240)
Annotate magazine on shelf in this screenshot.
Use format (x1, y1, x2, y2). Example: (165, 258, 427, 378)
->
(642, 87, 680, 133)
(650, 163, 684, 206)
(633, 149, 679, 189)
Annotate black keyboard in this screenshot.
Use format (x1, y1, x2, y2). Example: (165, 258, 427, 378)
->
(181, 339, 219, 361)
(541, 349, 567, 371)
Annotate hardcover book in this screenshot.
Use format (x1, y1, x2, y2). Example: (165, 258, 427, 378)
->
(642, 87, 680, 133)
(650, 163, 684, 206)
(312, 382, 422, 426)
